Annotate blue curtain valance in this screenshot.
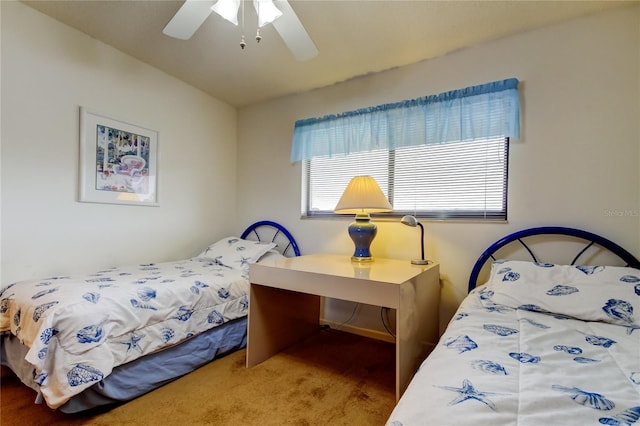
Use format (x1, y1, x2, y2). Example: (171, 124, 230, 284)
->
(290, 78, 520, 163)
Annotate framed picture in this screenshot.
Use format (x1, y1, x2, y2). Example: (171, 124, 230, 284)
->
(79, 107, 159, 206)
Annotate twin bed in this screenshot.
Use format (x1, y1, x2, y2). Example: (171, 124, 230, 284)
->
(1, 221, 300, 413)
(388, 227, 640, 425)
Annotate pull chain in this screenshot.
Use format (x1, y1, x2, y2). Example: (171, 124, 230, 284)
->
(239, 0, 246, 49)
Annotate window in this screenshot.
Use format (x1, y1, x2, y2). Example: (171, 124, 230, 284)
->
(303, 136, 509, 220)
(292, 79, 520, 221)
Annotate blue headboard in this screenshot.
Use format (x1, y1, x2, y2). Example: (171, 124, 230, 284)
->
(468, 226, 640, 292)
(241, 220, 301, 257)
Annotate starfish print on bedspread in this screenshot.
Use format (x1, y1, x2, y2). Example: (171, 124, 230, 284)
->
(119, 332, 145, 353)
(436, 379, 503, 411)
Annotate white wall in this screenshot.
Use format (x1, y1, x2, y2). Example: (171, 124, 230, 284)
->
(237, 5, 640, 334)
(1, 2, 237, 283)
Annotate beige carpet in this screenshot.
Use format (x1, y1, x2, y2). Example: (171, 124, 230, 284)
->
(1, 329, 396, 425)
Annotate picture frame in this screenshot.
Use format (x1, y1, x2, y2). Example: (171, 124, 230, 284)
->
(79, 107, 159, 206)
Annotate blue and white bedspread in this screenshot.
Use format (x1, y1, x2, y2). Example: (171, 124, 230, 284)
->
(388, 260, 640, 426)
(0, 257, 251, 409)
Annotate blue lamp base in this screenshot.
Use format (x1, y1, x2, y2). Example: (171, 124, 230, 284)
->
(348, 213, 378, 262)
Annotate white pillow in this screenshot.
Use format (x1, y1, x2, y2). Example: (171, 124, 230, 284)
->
(197, 237, 276, 270)
(256, 249, 285, 264)
(483, 260, 640, 327)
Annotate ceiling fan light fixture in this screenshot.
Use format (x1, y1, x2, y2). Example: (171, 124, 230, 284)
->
(211, 0, 241, 26)
(253, 0, 282, 27)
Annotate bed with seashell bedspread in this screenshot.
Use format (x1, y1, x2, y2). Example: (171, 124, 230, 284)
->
(0, 221, 300, 413)
(387, 227, 640, 426)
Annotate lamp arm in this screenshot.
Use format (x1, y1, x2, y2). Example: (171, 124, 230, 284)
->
(417, 222, 425, 261)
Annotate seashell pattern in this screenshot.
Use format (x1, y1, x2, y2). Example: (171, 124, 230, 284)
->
(519, 318, 551, 329)
(130, 299, 158, 310)
(31, 288, 58, 299)
(483, 324, 519, 336)
(137, 287, 156, 302)
(585, 334, 617, 348)
(553, 345, 583, 355)
(161, 328, 175, 343)
(444, 335, 478, 354)
(502, 272, 521, 282)
(174, 306, 194, 321)
(67, 364, 104, 387)
(470, 360, 508, 375)
(40, 327, 59, 344)
(552, 385, 615, 411)
(599, 406, 640, 426)
(207, 310, 224, 325)
(509, 352, 540, 363)
(82, 292, 100, 304)
(240, 295, 249, 310)
(77, 323, 104, 344)
(84, 277, 115, 283)
(546, 285, 579, 296)
(576, 265, 605, 275)
(602, 299, 634, 324)
(573, 357, 600, 364)
(33, 301, 58, 322)
(0, 283, 16, 298)
(34, 371, 47, 386)
(0, 298, 10, 314)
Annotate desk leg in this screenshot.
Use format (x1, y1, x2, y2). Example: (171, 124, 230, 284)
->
(395, 266, 440, 401)
(246, 284, 321, 368)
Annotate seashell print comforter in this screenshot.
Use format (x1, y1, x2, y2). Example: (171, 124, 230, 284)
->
(0, 258, 250, 409)
(388, 261, 640, 426)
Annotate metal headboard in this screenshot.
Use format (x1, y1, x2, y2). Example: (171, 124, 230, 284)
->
(468, 226, 640, 292)
(241, 220, 301, 257)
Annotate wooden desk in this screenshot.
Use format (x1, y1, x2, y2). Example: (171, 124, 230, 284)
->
(247, 253, 440, 401)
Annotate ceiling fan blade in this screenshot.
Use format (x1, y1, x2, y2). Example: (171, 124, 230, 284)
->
(272, 0, 318, 61)
(163, 0, 216, 40)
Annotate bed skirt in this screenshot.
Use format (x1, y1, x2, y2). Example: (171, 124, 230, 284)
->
(1, 317, 247, 413)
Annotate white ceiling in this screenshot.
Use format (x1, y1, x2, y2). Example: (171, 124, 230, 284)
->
(22, 0, 633, 108)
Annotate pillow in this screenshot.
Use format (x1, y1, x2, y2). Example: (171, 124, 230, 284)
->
(256, 249, 285, 264)
(197, 237, 276, 270)
(483, 260, 640, 327)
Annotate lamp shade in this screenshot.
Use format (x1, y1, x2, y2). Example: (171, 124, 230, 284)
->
(334, 176, 392, 214)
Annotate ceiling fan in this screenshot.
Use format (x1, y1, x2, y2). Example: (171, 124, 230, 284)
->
(163, 0, 318, 61)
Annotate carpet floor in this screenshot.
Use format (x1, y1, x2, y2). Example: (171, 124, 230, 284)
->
(1, 328, 396, 425)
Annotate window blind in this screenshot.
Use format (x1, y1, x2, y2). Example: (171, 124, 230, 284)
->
(304, 136, 508, 220)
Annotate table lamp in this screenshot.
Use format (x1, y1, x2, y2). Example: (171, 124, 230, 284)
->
(335, 176, 392, 262)
(401, 215, 430, 265)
